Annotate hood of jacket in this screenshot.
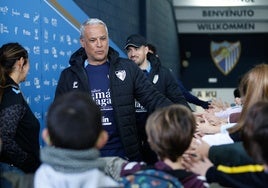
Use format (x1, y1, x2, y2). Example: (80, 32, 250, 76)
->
(69, 47, 120, 66)
(147, 53, 161, 76)
(147, 52, 161, 71)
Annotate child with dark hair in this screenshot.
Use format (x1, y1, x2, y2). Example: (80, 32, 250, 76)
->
(121, 104, 208, 188)
(34, 91, 119, 187)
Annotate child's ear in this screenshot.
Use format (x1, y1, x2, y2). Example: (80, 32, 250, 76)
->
(42, 128, 52, 146)
(95, 130, 108, 149)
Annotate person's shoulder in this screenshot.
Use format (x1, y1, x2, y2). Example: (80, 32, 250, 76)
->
(34, 164, 55, 185)
(158, 66, 177, 80)
(34, 165, 119, 187)
(34, 163, 54, 175)
(113, 57, 140, 71)
(60, 63, 82, 75)
(3, 85, 21, 95)
(158, 65, 173, 74)
(171, 170, 208, 188)
(61, 65, 73, 71)
(1, 85, 24, 106)
(116, 57, 134, 65)
(86, 169, 120, 187)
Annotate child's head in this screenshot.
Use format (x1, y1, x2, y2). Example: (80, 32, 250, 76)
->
(44, 91, 107, 150)
(229, 63, 268, 133)
(242, 100, 268, 165)
(239, 63, 268, 118)
(145, 104, 196, 162)
(233, 88, 242, 105)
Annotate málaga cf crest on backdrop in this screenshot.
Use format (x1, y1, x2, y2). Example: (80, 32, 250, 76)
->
(210, 41, 241, 75)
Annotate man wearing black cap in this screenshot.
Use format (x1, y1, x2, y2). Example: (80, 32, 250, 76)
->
(125, 34, 191, 164)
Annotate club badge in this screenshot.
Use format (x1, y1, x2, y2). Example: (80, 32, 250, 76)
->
(115, 70, 126, 81)
(210, 41, 241, 75)
(153, 75, 159, 84)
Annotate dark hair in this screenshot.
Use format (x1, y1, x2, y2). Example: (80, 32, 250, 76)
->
(242, 100, 268, 164)
(0, 42, 28, 102)
(146, 104, 196, 162)
(46, 91, 103, 150)
(147, 43, 157, 54)
(233, 88, 240, 98)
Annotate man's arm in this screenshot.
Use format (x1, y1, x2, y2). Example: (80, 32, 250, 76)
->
(177, 79, 210, 109)
(206, 164, 267, 188)
(163, 69, 192, 110)
(132, 62, 173, 112)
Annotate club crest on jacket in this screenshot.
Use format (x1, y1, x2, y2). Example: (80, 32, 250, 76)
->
(115, 70, 126, 81)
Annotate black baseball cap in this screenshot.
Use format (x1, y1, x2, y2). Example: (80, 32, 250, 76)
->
(124, 34, 147, 49)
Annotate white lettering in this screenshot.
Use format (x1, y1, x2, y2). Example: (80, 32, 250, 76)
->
(135, 100, 147, 112)
(102, 116, 112, 126)
(202, 9, 254, 18)
(72, 81, 78, 88)
(240, 0, 254, 2)
(197, 22, 255, 31)
(92, 89, 112, 107)
(95, 98, 112, 107)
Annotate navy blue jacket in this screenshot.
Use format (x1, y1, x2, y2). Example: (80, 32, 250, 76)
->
(146, 53, 190, 108)
(0, 77, 40, 173)
(177, 79, 210, 109)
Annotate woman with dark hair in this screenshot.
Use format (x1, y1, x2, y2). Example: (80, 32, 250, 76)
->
(0, 42, 40, 173)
